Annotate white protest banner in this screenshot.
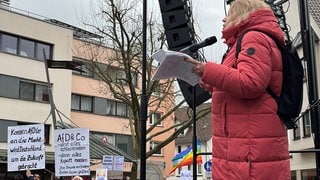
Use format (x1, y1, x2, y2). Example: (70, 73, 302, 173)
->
(54, 128, 90, 177)
(7, 124, 45, 171)
(102, 155, 113, 170)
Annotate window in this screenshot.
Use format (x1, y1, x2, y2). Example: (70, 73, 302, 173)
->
(108, 66, 125, 84)
(72, 60, 94, 77)
(301, 169, 316, 179)
(152, 85, 161, 96)
(116, 102, 128, 117)
(0, 119, 16, 142)
(303, 112, 311, 137)
(197, 164, 202, 175)
(19, 81, 34, 101)
(0, 32, 52, 60)
(71, 94, 93, 112)
(44, 124, 51, 145)
(150, 141, 162, 155)
(106, 100, 116, 115)
(132, 73, 138, 87)
(20, 38, 35, 58)
(19, 81, 49, 102)
(78, 64, 94, 77)
(118, 143, 128, 153)
(107, 66, 138, 86)
(71, 94, 129, 117)
(150, 112, 162, 126)
(293, 122, 300, 140)
(36, 42, 51, 60)
(35, 84, 49, 102)
(71, 94, 80, 110)
(105, 100, 129, 117)
(81, 96, 93, 112)
(2, 34, 17, 54)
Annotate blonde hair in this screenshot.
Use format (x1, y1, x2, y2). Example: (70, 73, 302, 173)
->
(227, 0, 270, 26)
(72, 176, 83, 180)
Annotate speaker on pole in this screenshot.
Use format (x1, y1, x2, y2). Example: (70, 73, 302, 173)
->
(159, 0, 211, 108)
(165, 27, 194, 51)
(159, 0, 187, 12)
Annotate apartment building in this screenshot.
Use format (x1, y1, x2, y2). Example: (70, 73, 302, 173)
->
(0, 4, 73, 179)
(0, 2, 176, 179)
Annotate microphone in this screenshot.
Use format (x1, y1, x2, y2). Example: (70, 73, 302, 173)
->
(180, 36, 217, 53)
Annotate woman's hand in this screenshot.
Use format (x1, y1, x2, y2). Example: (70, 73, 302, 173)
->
(184, 58, 205, 77)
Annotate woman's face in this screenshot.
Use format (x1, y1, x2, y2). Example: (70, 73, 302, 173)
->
(222, 16, 231, 30)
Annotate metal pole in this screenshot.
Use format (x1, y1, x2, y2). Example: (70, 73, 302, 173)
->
(298, 0, 320, 178)
(192, 87, 197, 180)
(139, 0, 147, 179)
(43, 49, 57, 129)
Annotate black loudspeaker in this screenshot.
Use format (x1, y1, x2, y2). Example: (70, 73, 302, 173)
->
(165, 27, 193, 49)
(178, 79, 211, 109)
(161, 9, 190, 30)
(159, 0, 186, 12)
(159, 0, 211, 108)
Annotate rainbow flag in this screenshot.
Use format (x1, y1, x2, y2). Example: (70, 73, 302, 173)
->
(169, 140, 202, 174)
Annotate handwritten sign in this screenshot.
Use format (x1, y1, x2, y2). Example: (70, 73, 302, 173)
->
(113, 156, 124, 171)
(102, 155, 113, 170)
(54, 128, 90, 177)
(7, 124, 45, 172)
(96, 168, 108, 180)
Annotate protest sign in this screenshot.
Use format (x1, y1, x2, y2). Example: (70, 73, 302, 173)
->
(54, 128, 90, 176)
(96, 168, 108, 180)
(7, 124, 45, 171)
(102, 155, 113, 170)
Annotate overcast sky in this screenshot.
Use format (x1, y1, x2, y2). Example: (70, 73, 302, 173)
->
(9, 0, 228, 61)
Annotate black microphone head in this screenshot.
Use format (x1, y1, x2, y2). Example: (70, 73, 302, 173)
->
(180, 36, 217, 53)
(205, 36, 217, 45)
(226, 0, 234, 5)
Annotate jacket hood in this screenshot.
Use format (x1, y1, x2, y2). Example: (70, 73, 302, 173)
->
(222, 8, 285, 46)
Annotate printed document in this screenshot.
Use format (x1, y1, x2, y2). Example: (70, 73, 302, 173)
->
(152, 49, 200, 86)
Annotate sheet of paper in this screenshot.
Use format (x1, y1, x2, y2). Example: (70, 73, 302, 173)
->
(152, 49, 200, 86)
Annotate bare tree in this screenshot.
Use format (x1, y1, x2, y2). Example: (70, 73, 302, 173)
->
(73, 0, 210, 178)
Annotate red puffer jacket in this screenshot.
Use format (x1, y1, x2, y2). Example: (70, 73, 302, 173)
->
(202, 9, 290, 179)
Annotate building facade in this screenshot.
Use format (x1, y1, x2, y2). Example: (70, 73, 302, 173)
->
(0, 4, 73, 179)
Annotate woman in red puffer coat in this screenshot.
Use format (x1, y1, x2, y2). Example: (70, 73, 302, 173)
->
(185, 0, 290, 179)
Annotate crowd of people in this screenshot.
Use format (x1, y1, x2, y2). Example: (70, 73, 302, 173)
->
(12, 168, 40, 180)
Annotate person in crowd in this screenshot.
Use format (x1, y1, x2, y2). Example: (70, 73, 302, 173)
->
(26, 167, 41, 180)
(72, 176, 83, 180)
(12, 173, 24, 180)
(184, 0, 290, 179)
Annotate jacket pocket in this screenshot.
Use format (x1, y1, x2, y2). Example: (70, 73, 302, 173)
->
(212, 92, 227, 136)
